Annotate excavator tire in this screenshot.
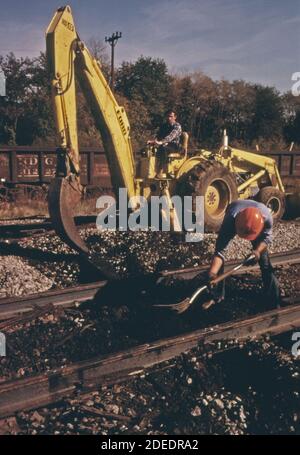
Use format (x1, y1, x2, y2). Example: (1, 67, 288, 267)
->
(255, 186, 286, 222)
(176, 161, 238, 232)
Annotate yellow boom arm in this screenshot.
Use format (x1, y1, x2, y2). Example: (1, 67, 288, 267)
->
(46, 5, 137, 253)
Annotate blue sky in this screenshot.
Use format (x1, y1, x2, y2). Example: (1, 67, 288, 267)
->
(0, 0, 299, 92)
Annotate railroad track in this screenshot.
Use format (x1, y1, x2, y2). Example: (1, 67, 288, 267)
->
(0, 298, 299, 419)
(0, 215, 97, 241)
(1, 217, 299, 242)
(0, 248, 299, 419)
(0, 248, 299, 320)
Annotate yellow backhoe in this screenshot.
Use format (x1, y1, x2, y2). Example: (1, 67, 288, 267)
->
(46, 5, 299, 260)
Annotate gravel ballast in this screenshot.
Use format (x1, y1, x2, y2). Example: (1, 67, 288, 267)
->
(3, 336, 300, 435)
(0, 220, 300, 435)
(3, 221, 298, 289)
(0, 256, 53, 298)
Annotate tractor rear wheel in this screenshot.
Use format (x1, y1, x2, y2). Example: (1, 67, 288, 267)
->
(255, 186, 285, 222)
(177, 161, 238, 232)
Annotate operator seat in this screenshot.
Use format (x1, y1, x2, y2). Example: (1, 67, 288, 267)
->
(168, 132, 189, 160)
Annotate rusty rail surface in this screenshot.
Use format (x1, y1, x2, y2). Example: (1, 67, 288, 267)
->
(0, 249, 299, 320)
(0, 216, 97, 240)
(0, 299, 299, 418)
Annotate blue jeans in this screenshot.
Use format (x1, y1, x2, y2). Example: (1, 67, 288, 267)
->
(157, 143, 180, 169)
(211, 250, 281, 308)
(257, 249, 281, 307)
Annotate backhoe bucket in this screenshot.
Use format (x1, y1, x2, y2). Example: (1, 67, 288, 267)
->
(48, 176, 89, 254)
(285, 192, 300, 219)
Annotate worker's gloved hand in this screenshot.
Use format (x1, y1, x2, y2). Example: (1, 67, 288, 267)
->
(244, 251, 260, 266)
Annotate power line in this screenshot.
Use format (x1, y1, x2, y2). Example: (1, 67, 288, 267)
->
(105, 31, 122, 91)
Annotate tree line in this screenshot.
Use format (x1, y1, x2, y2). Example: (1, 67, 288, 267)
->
(1, 51, 300, 153)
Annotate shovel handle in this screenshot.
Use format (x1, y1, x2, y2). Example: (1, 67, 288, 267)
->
(181, 254, 257, 311)
(209, 254, 256, 286)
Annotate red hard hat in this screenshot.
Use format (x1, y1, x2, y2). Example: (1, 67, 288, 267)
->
(235, 207, 264, 240)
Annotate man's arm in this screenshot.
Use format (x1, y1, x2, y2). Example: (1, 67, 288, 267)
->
(209, 255, 224, 276)
(253, 241, 267, 257)
(147, 124, 164, 144)
(209, 215, 235, 277)
(245, 240, 268, 266)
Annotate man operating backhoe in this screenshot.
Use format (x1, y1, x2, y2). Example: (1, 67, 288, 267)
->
(148, 110, 182, 177)
(204, 199, 282, 310)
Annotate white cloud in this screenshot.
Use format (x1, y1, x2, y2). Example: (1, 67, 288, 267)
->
(0, 0, 298, 91)
(111, 0, 299, 91)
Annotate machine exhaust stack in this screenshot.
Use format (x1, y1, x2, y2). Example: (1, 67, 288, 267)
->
(223, 129, 229, 150)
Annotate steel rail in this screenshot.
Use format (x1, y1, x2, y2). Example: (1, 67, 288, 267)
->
(0, 282, 107, 320)
(0, 299, 299, 418)
(0, 249, 299, 320)
(0, 216, 97, 240)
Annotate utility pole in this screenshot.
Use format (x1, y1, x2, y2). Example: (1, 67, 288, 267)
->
(105, 31, 122, 91)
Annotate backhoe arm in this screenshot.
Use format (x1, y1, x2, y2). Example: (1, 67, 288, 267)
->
(46, 5, 79, 176)
(46, 5, 137, 254)
(74, 41, 136, 199)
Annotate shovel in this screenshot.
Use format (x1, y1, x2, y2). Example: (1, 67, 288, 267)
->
(155, 254, 256, 314)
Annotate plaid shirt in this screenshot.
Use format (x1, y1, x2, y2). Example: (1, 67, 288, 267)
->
(157, 121, 182, 146)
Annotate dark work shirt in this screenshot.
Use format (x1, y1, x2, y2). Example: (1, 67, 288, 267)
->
(215, 200, 273, 261)
(157, 121, 182, 146)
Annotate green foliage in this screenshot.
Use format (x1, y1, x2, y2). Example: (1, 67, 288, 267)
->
(0, 50, 299, 151)
(116, 56, 171, 127)
(282, 92, 300, 145)
(0, 52, 56, 145)
(170, 76, 196, 133)
(249, 85, 284, 144)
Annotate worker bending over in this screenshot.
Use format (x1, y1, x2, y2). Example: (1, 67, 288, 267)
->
(206, 199, 281, 310)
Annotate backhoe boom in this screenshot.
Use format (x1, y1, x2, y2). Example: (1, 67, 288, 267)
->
(46, 5, 137, 255)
